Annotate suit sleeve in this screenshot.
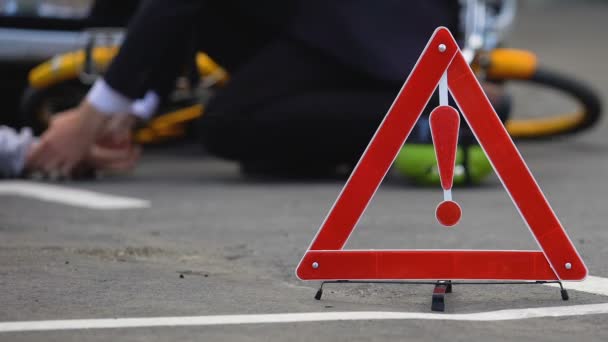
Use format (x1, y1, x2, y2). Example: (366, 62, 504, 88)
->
(101, 0, 205, 100)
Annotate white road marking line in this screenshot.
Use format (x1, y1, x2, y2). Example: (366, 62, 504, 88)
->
(545, 276, 608, 297)
(1, 303, 608, 333)
(0, 181, 149, 210)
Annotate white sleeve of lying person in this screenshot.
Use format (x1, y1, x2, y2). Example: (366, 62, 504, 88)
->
(0, 126, 37, 177)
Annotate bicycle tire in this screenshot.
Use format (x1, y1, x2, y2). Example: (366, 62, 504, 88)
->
(502, 67, 602, 139)
(20, 80, 90, 135)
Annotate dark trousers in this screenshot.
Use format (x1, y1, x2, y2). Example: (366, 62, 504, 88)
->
(200, 39, 401, 167)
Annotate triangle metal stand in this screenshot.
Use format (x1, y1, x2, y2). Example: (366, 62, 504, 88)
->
(314, 280, 569, 312)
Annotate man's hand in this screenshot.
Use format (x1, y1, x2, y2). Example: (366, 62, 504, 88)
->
(97, 113, 138, 149)
(86, 143, 141, 173)
(83, 114, 140, 176)
(28, 101, 108, 176)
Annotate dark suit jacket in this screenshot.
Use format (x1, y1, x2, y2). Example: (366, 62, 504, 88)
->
(103, 0, 459, 100)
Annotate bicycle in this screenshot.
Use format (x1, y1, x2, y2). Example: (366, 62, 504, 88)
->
(20, 0, 602, 184)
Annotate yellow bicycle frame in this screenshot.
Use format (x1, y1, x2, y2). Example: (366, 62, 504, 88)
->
(28, 46, 227, 144)
(27, 46, 589, 143)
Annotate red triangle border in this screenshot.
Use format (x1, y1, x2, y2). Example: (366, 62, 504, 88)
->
(296, 27, 587, 282)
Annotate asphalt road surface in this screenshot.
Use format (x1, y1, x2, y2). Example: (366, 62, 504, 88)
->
(1, 3, 608, 341)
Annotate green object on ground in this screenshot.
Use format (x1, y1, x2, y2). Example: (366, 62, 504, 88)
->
(394, 144, 493, 186)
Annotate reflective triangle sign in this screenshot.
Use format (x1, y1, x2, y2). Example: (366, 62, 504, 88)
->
(296, 27, 587, 282)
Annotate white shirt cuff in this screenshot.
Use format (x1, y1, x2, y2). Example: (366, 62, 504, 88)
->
(86, 79, 133, 115)
(131, 91, 159, 120)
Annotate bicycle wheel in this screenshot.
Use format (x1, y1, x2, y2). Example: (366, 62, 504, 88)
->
(484, 49, 602, 139)
(21, 80, 89, 134)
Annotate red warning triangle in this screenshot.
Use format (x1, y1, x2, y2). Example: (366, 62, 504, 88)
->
(296, 27, 587, 282)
